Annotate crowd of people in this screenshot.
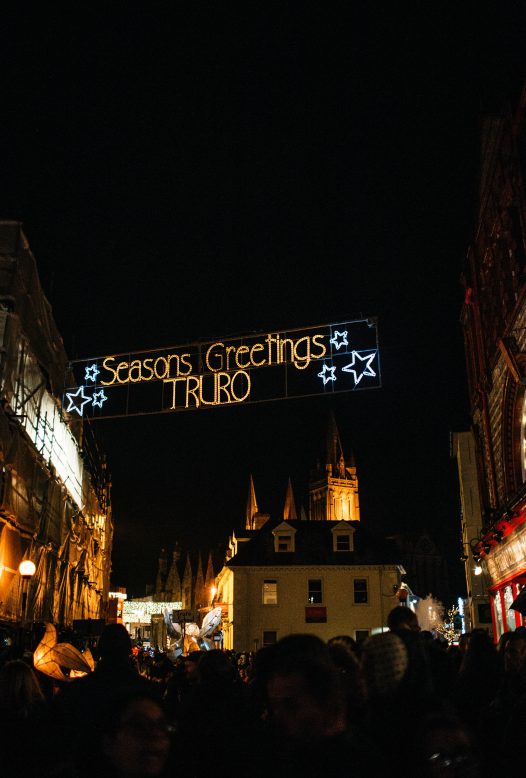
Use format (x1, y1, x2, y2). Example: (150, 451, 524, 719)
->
(0, 607, 525, 777)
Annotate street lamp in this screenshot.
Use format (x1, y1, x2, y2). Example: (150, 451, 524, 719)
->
(18, 559, 36, 623)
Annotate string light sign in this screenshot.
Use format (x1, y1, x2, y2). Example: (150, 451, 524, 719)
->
(63, 318, 380, 419)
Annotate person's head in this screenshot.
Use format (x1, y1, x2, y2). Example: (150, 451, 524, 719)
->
(327, 640, 366, 714)
(97, 624, 133, 663)
(262, 634, 347, 744)
(197, 649, 236, 686)
(497, 630, 514, 654)
(100, 692, 172, 777)
(414, 711, 481, 777)
(0, 659, 45, 717)
(458, 632, 471, 655)
(361, 632, 409, 698)
(328, 635, 357, 654)
(183, 650, 203, 681)
(387, 605, 420, 633)
(504, 631, 526, 674)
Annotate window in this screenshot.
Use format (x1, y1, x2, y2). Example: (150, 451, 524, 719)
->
(272, 522, 296, 552)
(336, 534, 351, 551)
(263, 630, 277, 646)
(263, 580, 278, 605)
(308, 579, 323, 604)
(354, 578, 368, 604)
(331, 522, 355, 552)
(355, 629, 369, 643)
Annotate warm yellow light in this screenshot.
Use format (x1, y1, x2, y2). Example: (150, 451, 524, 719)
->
(211, 586, 217, 597)
(474, 565, 482, 576)
(19, 559, 36, 578)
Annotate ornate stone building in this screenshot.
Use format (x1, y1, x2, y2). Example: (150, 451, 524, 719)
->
(0, 221, 113, 633)
(458, 84, 526, 639)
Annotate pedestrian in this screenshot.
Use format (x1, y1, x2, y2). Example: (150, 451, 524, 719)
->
(47, 623, 158, 774)
(0, 658, 49, 776)
(253, 634, 371, 777)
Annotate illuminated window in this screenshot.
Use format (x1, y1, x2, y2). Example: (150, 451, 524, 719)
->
(308, 579, 323, 604)
(263, 580, 278, 605)
(354, 578, 368, 604)
(263, 630, 277, 646)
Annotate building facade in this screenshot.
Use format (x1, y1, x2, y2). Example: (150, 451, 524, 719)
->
(458, 86, 526, 640)
(0, 221, 113, 631)
(216, 418, 404, 652)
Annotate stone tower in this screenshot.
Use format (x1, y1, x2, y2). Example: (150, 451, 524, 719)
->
(309, 413, 360, 521)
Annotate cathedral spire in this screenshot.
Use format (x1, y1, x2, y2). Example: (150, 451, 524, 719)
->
(309, 412, 360, 521)
(246, 474, 259, 530)
(165, 546, 182, 602)
(155, 548, 168, 595)
(204, 550, 216, 604)
(325, 410, 356, 476)
(283, 477, 297, 520)
(326, 410, 344, 475)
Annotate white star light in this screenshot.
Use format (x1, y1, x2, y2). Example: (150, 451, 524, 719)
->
(342, 350, 377, 386)
(92, 390, 108, 409)
(330, 330, 348, 350)
(84, 363, 100, 383)
(65, 386, 93, 416)
(317, 363, 337, 385)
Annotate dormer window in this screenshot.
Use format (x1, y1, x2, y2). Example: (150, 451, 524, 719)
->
(272, 521, 297, 553)
(336, 534, 351, 551)
(331, 521, 355, 552)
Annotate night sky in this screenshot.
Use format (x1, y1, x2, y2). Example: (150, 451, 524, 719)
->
(2, 5, 526, 596)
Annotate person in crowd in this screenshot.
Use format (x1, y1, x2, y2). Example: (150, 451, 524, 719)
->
(173, 649, 258, 776)
(99, 692, 172, 777)
(449, 631, 471, 674)
(0, 658, 49, 776)
(387, 605, 420, 632)
(388, 605, 458, 705)
(47, 623, 158, 773)
(363, 628, 463, 776)
(45, 690, 173, 778)
(252, 634, 371, 777)
(454, 628, 502, 748)
(149, 648, 174, 694)
(327, 638, 366, 727)
(410, 709, 483, 777)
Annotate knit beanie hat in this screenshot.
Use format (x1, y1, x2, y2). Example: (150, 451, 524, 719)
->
(361, 632, 408, 696)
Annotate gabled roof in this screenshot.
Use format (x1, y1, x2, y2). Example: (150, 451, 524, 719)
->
(226, 519, 400, 567)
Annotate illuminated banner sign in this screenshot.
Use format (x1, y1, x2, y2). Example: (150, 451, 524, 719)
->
(63, 318, 380, 419)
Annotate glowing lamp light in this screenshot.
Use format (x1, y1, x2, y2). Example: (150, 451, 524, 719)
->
(19, 559, 36, 579)
(474, 565, 483, 576)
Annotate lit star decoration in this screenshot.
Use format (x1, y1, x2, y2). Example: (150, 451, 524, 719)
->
(330, 330, 348, 350)
(84, 363, 100, 383)
(342, 351, 377, 386)
(91, 390, 108, 409)
(65, 386, 93, 416)
(317, 363, 337, 385)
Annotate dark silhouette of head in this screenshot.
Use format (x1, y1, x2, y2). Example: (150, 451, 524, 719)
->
(97, 624, 133, 662)
(387, 605, 420, 632)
